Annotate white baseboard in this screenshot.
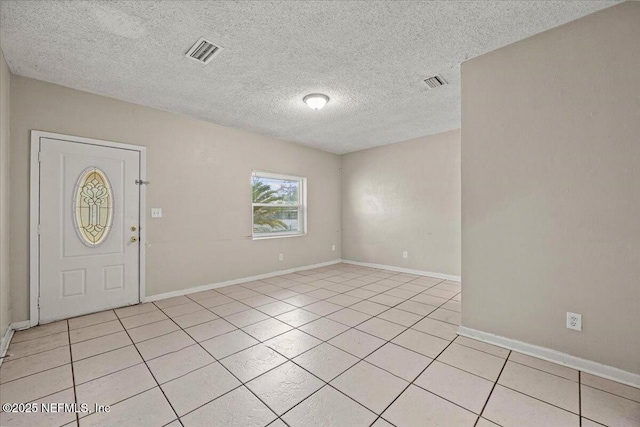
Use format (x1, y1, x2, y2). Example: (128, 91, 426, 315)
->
(143, 259, 343, 303)
(0, 326, 13, 368)
(10, 321, 31, 331)
(342, 259, 461, 282)
(0, 321, 32, 368)
(458, 326, 640, 388)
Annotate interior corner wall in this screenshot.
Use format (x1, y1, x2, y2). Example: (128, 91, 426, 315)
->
(461, 2, 640, 374)
(341, 129, 461, 277)
(9, 76, 342, 323)
(0, 49, 11, 335)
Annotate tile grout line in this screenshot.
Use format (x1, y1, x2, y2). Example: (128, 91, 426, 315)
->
(289, 345, 492, 427)
(164, 417, 184, 427)
(73, 360, 146, 387)
(66, 314, 602, 419)
(70, 328, 125, 346)
(216, 268, 443, 309)
(217, 279, 462, 425)
(258, 279, 460, 387)
(580, 382, 640, 403)
(179, 271, 450, 349)
(76, 383, 159, 422)
(2, 266, 468, 425)
(255, 290, 432, 414)
(66, 320, 81, 427)
(6, 270, 453, 392)
(264, 350, 377, 425)
(0, 355, 70, 385)
(490, 383, 582, 418)
(505, 357, 581, 383)
(152, 269, 451, 423)
(176, 295, 359, 422)
(474, 349, 511, 427)
(106, 311, 182, 425)
(1, 341, 72, 364)
(579, 371, 582, 427)
(72, 339, 132, 363)
(3, 328, 69, 343)
(1, 293, 443, 392)
(362, 289, 467, 426)
(153, 301, 284, 425)
(222, 282, 444, 324)
(5, 324, 69, 345)
(0, 387, 78, 411)
(67, 335, 585, 427)
(68, 317, 121, 332)
(369, 338, 460, 427)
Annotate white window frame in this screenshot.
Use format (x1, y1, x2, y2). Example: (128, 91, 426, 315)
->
(252, 170, 307, 240)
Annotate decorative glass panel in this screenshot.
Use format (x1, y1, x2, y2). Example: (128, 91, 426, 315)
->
(73, 167, 114, 247)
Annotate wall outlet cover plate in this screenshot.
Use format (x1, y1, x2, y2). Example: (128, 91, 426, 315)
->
(567, 312, 582, 331)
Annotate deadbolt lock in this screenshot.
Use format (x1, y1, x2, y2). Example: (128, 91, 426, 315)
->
(130, 236, 138, 243)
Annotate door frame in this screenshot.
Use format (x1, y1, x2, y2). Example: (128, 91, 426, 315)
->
(30, 130, 147, 326)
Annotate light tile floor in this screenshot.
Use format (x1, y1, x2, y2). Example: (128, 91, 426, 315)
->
(1, 263, 638, 427)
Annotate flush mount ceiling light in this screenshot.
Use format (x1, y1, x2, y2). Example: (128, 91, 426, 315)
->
(303, 93, 329, 110)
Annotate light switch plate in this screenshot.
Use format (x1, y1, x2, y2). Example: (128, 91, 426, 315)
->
(151, 208, 163, 218)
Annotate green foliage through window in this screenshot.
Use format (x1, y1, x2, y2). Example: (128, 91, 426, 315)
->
(252, 174, 304, 236)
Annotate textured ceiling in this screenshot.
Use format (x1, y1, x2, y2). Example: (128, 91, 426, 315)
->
(0, 1, 619, 153)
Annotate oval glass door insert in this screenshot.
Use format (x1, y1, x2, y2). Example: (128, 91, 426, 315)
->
(73, 167, 114, 247)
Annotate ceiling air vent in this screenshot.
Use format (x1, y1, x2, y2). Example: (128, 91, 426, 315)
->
(423, 75, 448, 89)
(185, 37, 223, 64)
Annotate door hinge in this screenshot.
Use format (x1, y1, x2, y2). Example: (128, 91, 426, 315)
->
(37, 297, 40, 308)
(135, 180, 150, 185)
(37, 224, 41, 235)
(38, 151, 42, 162)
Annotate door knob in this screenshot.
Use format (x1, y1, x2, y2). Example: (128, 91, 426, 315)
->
(130, 236, 138, 243)
(131, 226, 137, 231)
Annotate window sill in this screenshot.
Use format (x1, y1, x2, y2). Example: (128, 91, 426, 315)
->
(252, 232, 307, 241)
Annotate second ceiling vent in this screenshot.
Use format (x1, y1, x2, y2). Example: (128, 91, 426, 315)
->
(186, 37, 223, 64)
(423, 75, 448, 89)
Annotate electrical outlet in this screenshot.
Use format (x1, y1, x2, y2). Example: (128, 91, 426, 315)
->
(278, 253, 284, 261)
(402, 251, 408, 259)
(151, 208, 162, 218)
(567, 312, 582, 331)
(331, 244, 336, 251)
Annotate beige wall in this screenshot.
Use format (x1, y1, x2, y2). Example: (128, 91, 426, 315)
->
(462, 2, 640, 374)
(0, 50, 11, 334)
(10, 76, 342, 323)
(342, 130, 461, 277)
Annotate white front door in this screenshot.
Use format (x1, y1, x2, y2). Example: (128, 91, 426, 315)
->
(38, 136, 141, 323)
